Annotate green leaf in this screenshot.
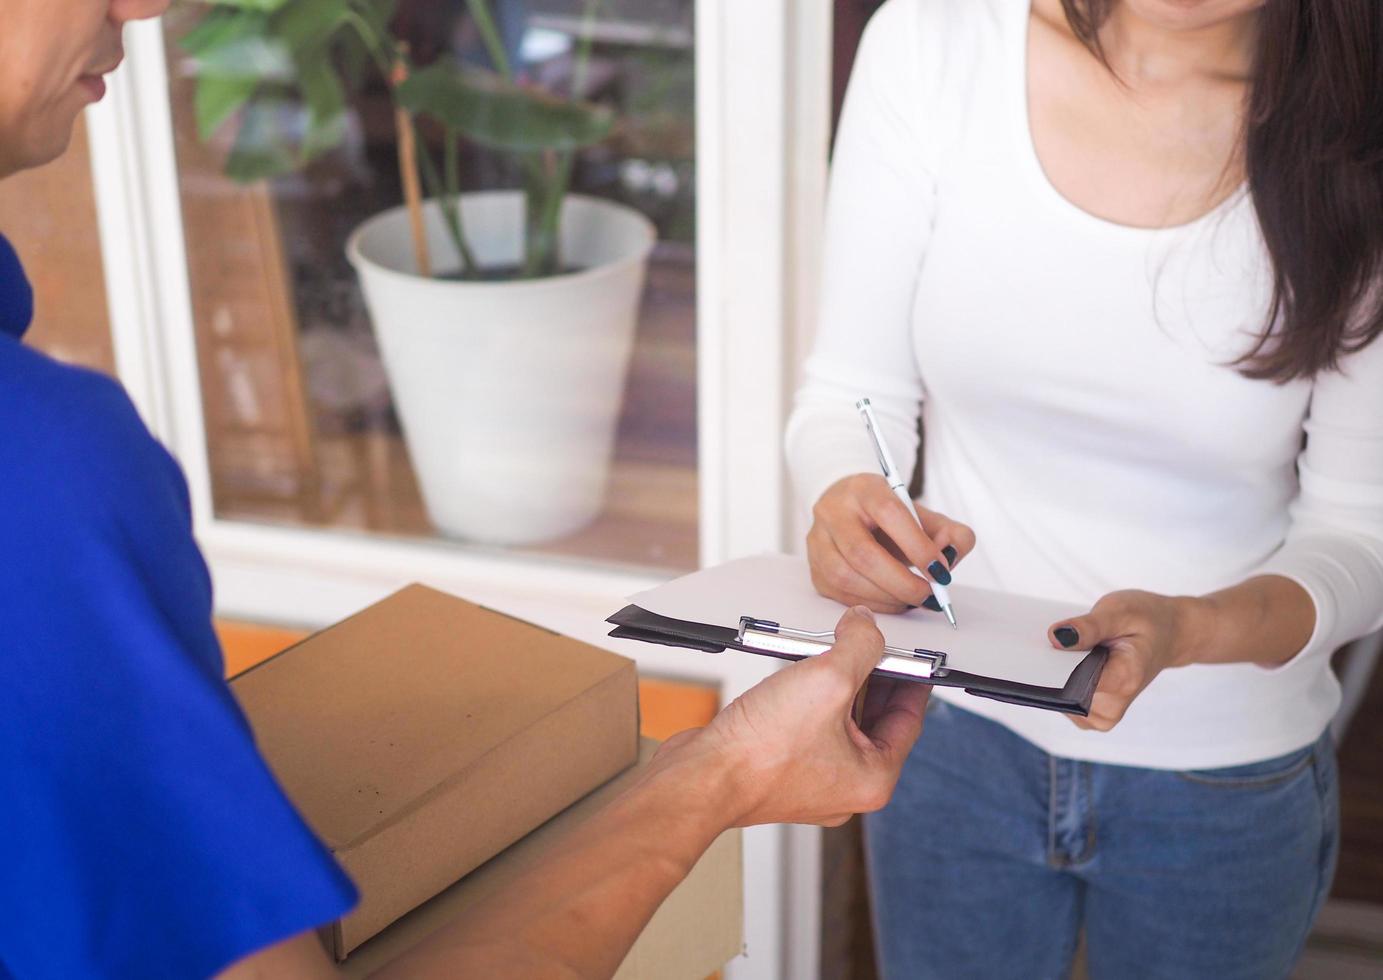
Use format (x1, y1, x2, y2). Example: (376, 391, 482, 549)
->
(268, 0, 351, 55)
(179, 7, 269, 58)
(224, 98, 298, 181)
(334, 26, 372, 90)
(396, 63, 616, 154)
(194, 72, 261, 140)
(295, 51, 347, 159)
(368, 0, 399, 25)
(343, 0, 393, 49)
(190, 0, 293, 11)
(190, 35, 296, 81)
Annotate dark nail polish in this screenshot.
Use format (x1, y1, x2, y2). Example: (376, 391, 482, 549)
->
(942, 545, 958, 567)
(1054, 626, 1079, 648)
(922, 596, 942, 613)
(927, 560, 952, 586)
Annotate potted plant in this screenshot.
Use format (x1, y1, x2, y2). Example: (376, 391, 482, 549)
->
(182, 0, 656, 545)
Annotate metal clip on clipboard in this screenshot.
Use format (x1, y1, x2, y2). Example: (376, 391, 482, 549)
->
(736, 617, 949, 679)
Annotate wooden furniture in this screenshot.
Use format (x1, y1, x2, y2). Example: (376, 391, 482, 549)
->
(167, 51, 327, 524)
(0, 117, 116, 375)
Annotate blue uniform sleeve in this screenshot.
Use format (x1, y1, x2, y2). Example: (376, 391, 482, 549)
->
(0, 357, 356, 979)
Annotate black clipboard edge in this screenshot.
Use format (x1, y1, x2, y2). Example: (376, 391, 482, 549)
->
(607, 605, 1108, 716)
(607, 625, 727, 654)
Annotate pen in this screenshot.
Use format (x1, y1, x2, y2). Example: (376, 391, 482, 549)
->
(856, 398, 959, 629)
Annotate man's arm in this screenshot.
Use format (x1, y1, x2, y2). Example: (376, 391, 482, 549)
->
(373, 740, 731, 978)
(218, 606, 927, 979)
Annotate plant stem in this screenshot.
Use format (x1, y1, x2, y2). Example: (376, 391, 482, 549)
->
(390, 45, 431, 278)
(532, 151, 571, 277)
(521, 157, 546, 277)
(572, 0, 603, 96)
(444, 129, 461, 203)
(464, 0, 514, 81)
(344, 0, 477, 275)
(524, 0, 602, 277)
(416, 126, 478, 275)
(442, 130, 473, 272)
(463, 0, 561, 276)
(396, 107, 432, 277)
(342, 8, 395, 77)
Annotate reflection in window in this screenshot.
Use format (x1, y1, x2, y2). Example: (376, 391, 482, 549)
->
(165, 0, 697, 572)
(0, 117, 115, 376)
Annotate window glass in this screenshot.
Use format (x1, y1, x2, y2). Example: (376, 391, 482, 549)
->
(0, 117, 116, 376)
(164, 0, 698, 572)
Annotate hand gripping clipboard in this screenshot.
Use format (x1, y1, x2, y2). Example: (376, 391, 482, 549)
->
(606, 555, 1108, 717)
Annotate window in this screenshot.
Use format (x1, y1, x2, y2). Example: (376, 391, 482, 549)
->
(162, 0, 698, 573)
(93, 2, 828, 974)
(0, 118, 115, 376)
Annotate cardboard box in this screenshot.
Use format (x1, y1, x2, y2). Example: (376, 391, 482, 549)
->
(340, 739, 745, 979)
(231, 584, 640, 959)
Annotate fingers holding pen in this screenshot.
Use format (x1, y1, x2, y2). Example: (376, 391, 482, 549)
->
(810, 481, 926, 608)
(863, 480, 949, 582)
(807, 522, 910, 613)
(825, 513, 933, 609)
(913, 502, 977, 573)
(807, 474, 977, 612)
(860, 479, 976, 597)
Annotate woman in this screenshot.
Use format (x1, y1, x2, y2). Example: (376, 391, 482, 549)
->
(1, 3, 929, 978)
(788, 0, 1383, 976)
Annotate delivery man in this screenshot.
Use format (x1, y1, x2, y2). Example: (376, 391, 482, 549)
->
(0, 2, 928, 977)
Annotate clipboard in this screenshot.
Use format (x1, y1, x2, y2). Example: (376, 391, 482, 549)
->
(606, 554, 1109, 716)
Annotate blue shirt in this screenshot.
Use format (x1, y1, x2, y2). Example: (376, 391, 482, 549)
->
(0, 234, 357, 978)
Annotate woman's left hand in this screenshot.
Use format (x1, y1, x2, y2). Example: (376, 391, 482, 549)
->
(1047, 590, 1197, 732)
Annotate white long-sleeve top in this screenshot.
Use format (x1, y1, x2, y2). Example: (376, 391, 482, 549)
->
(785, 0, 1383, 769)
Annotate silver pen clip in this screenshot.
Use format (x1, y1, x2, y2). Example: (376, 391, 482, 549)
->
(856, 397, 904, 488)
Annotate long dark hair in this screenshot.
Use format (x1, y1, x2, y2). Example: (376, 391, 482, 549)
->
(1061, 0, 1383, 382)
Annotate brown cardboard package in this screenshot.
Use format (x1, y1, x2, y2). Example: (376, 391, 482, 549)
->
(230, 584, 640, 960)
(340, 738, 745, 979)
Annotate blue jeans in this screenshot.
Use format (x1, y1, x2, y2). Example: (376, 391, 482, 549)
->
(865, 700, 1339, 980)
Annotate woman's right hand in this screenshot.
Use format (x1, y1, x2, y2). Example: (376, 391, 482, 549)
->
(807, 473, 976, 614)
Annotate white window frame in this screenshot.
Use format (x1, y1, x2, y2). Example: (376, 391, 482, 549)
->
(85, 2, 833, 977)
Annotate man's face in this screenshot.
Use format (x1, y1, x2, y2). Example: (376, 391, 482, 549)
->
(0, 0, 170, 177)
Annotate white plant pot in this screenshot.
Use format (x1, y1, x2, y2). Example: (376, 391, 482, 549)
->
(348, 191, 656, 546)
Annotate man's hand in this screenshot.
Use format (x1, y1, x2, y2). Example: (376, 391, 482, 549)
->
(220, 607, 929, 980)
(648, 605, 929, 828)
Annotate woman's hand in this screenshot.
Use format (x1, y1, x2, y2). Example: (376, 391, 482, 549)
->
(1047, 590, 1199, 732)
(807, 473, 977, 614)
